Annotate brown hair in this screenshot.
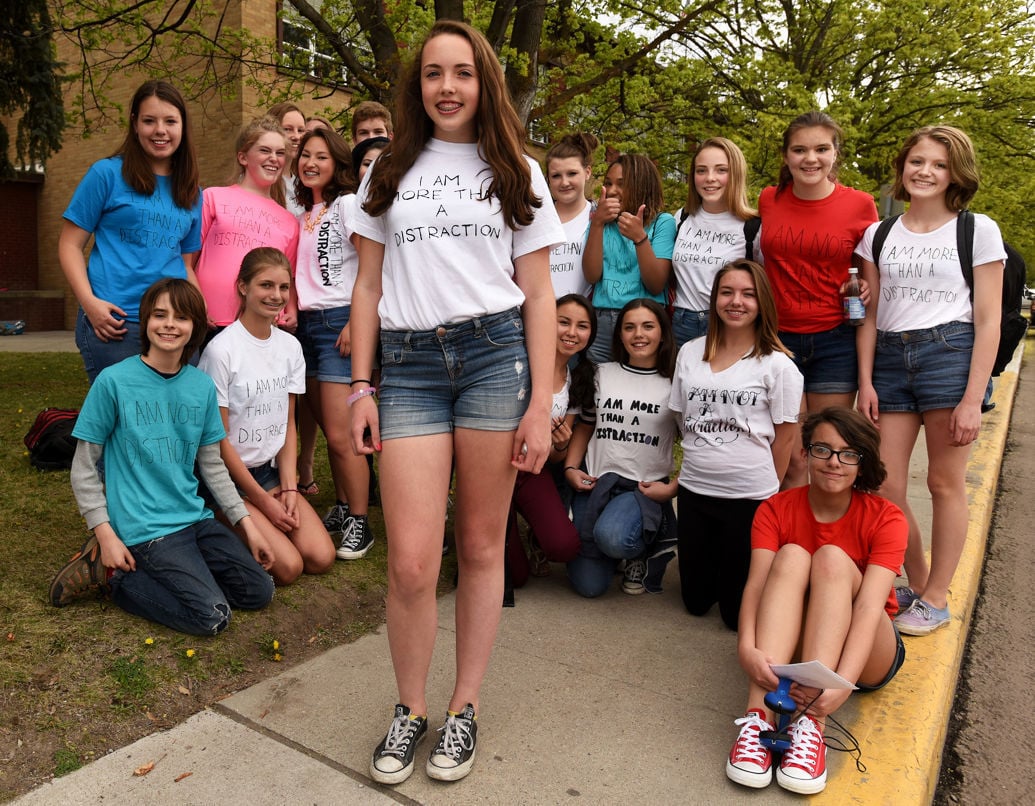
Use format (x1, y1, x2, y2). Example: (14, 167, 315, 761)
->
(115, 81, 200, 209)
(891, 125, 979, 211)
(231, 117, 289, 206)
(235, 247, 292, 317)
(351, 100, 393, 139)
(776, 111, 843, 195)
(292, 129, 356, 210)
(607, 154, 664, 225)
(703, 260, 791, 361)
(611, 298, 676, 378)
(801, 407, 887, 491)
(684, 137, 756, 220)
(267, 102, 304, 125)
(138, 278, 208, 367)
(362, 20, 541, 228)
(546, 132, 598, 168)
(556, 293, 598, 410)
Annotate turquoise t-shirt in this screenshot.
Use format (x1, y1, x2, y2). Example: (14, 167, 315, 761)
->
(591, 211, 676, 308)
(72, 357, 226, 547)
(63, 156, 203, 322)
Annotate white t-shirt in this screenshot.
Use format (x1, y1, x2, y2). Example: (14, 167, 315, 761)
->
(582, 362, 678, 482)
(549, 203, 592, 298)
(669, 338, 803, 499)
(855, 213, 1006, 332)
(198, 320, 306, 468)
(352, 139, 564, 331)
(294, 193, 358, 311)
(672, 209, 749, 311)
(553, 366, 575, 420)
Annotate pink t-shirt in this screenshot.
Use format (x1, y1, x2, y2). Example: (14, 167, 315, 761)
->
(196, 185, 299, 325)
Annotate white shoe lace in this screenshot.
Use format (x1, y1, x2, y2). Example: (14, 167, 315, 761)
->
(381, 714, 420, 759)
(434, 713, 475, 762)
(624, 560, 646, 585)
(783, 716, 823, 771)
(341, 518, 364, 550)
(731, 713, 772, 765)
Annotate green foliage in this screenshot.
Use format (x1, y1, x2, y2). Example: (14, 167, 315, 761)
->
(52, 747, 82, 777)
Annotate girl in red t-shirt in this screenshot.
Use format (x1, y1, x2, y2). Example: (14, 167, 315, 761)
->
(726, 407, 907, 795)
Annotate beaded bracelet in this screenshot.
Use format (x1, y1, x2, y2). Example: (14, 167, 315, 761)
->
(347, 386, 377, 406)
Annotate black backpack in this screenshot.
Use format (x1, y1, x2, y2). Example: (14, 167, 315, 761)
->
(870, 211, 1027, 377)
(24, 408, 78, 471)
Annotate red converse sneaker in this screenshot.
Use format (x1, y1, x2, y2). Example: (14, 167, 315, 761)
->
(726, 708, 774, 789)
(776, 713, 827, 794)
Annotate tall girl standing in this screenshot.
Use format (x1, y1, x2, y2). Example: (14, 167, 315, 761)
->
(195, 118, 299, 331)
(672, 137, 759, 348)
(669, 260, 803, 629)
(293, 128, 372, 559)
(583, 154, 676, 363)
(855, 125, 1005, 635)
(60, 80, 202, 382)
(198, 248, 335, 585)
(348, 21, 563, 784)
(758, 111, 877, 484)
(545, 133, 597, 299)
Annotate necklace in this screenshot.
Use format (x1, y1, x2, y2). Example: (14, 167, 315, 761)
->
(303, 203, 328, 234)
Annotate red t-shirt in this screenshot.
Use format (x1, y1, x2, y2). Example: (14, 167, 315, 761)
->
(752, 486, 908, 618)
(758, 184, 877, 333)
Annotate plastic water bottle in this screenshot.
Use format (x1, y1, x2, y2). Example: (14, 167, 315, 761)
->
(843, 267, 865, 326)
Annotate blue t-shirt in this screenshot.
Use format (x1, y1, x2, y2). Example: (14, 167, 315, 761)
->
(592, 211, 677, 308)
(72, 357, 226, 547)
(63, 156, 203, 322)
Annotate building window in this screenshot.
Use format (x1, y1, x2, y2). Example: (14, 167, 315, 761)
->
(280, 18, 348, 86)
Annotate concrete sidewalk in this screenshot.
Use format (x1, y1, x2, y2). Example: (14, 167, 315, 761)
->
(9, 333, 1022, 805)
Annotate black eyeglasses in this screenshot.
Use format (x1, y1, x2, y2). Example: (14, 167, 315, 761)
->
(806, 444, 862, 465)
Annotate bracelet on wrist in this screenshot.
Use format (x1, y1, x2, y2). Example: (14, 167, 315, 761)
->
(350, 378, 372, 387)
(347, 386, 377, 406)
(634, 235, 648, 246)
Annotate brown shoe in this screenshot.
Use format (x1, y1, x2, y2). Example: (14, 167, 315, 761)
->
(49, 536, 109, 607)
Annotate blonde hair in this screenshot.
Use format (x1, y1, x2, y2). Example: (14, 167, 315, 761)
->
(684, 137, 756, 220)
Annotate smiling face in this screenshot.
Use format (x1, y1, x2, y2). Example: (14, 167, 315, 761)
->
(784, 126, 837, 199)
(280, 110, 306, 162)
(354, 117, 390, 143)
(602, 162, 624, 208)
(357, 146, 384, 182)
(239, 265, 291, 323)
(805, 422, 861, 495)
(421, 33, 480, 143)
(548, 156, 591, 210)
(715, 269, 759, 332)
(133, 95, 183, 174)
(238, 132, 287, 193)
(556, 300, 593, 359)
(145, 292, 193, 359)
(693, 146, 730, 213)
(901, 136, 951, 203)
(619, 305, 662, 368)
(297, 135, 333, 201)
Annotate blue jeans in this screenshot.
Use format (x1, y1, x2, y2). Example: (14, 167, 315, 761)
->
(779, 323, 858, 394)
(672, 308, 709, 350)
(76, 309, 141, 384)
(298, 306, 353, 383)
(588, 308, 622, 365)
(110, 519, 275, 635)
(567, 490, 646, 597)
(874, 322, 976, 412)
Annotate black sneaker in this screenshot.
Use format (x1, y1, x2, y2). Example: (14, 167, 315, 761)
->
(323, 502, 350, 545)
(370, 704, 427, 785)
(426, 703, 477, 781)
(643, 537, 677, 594)
(336, 515, 374, 560)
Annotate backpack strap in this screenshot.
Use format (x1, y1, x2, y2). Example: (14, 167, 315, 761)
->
(870, 214, 901, 270)
(679, 207, 689, 228)
(956, 209, 975, 300)
(743, 216, 761, 261)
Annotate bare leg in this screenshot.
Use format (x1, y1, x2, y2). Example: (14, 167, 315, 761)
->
(875, 413, 924, 589)
(318, 380, 369, 516)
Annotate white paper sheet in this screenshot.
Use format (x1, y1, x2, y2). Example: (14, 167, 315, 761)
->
(769, 660, 857, 690)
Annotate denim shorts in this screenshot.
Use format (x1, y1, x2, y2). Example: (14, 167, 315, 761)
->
(298, 306, 353, 383)
(856, 621, 906, 693)
(672, 307, 709, 350)
(779, 323, 858, 394)
(246, 460, 280, 493)
(377, 308, 529, 439)
(874, 321, 974, 413)
(588, 308, 622, 365)
(76, 309, 142, 384)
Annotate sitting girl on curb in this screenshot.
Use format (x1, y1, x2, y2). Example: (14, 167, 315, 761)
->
(726, 407, 907, 794)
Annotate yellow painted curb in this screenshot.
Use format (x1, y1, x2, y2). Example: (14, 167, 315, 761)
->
(814, 342, 1024, 805)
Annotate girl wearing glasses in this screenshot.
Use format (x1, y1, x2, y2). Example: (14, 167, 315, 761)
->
(669, 260, 803, 629)
(726, 407, 907, 794)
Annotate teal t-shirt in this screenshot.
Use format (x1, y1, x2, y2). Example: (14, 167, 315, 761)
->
(72, 357, 226, 547)
(591, 211, 676, 308)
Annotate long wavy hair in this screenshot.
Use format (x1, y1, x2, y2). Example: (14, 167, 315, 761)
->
(684, 137, 756, 220)
(891, 125, 979, 212)
(115, 80, 200, 210)
(361, 20, 541, 228)
(606, 154, 664, 225)
(703, 260, 791, 361)
(292, 129, 356, 210)
(556, 293, 597, 411)
(776, 110, 843, 196)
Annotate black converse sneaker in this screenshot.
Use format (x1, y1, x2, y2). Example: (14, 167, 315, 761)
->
(336, 514, 374, 560)
(323, 502, 351, 544)
(370, 704, 427, 785)
(426, 703, 478, 781)
(643, 536, 677, 594)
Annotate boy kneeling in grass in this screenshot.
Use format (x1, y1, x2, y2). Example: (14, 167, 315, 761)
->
(50, 278, 275, 635)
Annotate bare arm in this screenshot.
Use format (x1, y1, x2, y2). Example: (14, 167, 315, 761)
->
(856, 257, 880, 423)
(348, 236, 385, 454)
(771, 421, 799, 485)
(59, 220, 128, 341)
